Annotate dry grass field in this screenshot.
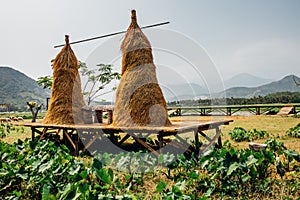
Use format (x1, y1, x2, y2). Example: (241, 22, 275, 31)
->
(171, 114, 300, 153)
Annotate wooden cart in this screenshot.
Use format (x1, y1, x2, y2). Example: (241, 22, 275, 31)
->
(24, 119, 233, 156)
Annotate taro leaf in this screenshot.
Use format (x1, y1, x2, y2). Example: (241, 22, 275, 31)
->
(92, 158, 103, 171)
(242, 174, 250, 183)
(39, 160, 54, 173)
(200, 159, 210, 169)
(96, 168, 111, 184)
(79, 170, 88, 179)
(172, 185, 183, 197)
(227, 162, 239, 176)
(284, 149, 299, 159)
(158, 154, 164, 164)
(16, 172, 28, 180)
(31, 159, 42, 171)
(246, 155, 258, 166)
(42, 184, 51, 200)
(124, 174, 132, 181)
(189, 171, 199, 179)
(12, 190, 22, 197)
(175, 180, 186, 191)
(276, 161, 285, 178)
(69, 165, 81, 176)
(156, 180, 167, 193)
(108, 168, 114, 181)
(59, 183, 72, 200)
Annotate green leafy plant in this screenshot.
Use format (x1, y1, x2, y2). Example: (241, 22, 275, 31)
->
(229, 127, 269, 142)
(286, 123, 300, 138)
(0, 123, 24, 138)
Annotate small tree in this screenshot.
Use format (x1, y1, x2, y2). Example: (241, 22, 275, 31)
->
(37, 75, 53, 89)
(80, 62, 120, 105)
(37, 61, 120, 105)
(27, 101, 43, 122)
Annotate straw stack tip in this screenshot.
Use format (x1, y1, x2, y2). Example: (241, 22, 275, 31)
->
(65, 35, 69, 45)
(131, 9, 137, 22)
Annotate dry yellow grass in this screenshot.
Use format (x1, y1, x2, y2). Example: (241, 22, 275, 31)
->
(171, 115, 300, 153)
(221, 115, 300, 153)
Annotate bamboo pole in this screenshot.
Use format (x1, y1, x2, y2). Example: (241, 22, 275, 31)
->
(54, 21, 170, 48)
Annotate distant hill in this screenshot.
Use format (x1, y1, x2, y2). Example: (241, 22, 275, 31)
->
(0, 67, 50, 111)
(218, 75, 300, 98)
(224, 73, 272, 89)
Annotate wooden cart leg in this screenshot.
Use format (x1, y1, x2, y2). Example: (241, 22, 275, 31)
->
(31, 127, 35, 140)
(118, 134, 130, 146)
(194, 130, 200, 157)
(63, 129, 77, 155)
(131, 134, 159, 157)
(216, 127, 222, 148)
(39, 128, 49, 141)
(82, 133, 100, 153)
(157, 135, 164, 154)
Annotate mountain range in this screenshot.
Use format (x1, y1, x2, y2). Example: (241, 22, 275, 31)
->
(217, 74, 300, 98)
(1, 66, 300, 109)
(224, 73, 272, 89)
(163, 73, 300, 101)
(0, 66, 50, 111)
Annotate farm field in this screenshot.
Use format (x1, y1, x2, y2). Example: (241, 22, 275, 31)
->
(171, 115, 300, 153)
(1, 114, 300, 199)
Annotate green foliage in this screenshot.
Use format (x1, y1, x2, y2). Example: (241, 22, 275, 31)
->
(0, 123, 24, 138)
(37, 61, 120, 105)
(37, 75, 53, 89)
(229, 127, 269, 142)
(80, 63, 120, 105)
(286, 123, 300, 138)
(0, 138, 299, 199)
(161, 139, 300, 198)
(0, 139, 135, 199)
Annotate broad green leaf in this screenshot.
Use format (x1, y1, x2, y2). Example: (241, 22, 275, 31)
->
(79, 170, 88, 179)
(69, 165, 81, 176)
(92, 158, 103, 171)
(39, 160, 54, 173)
(246, 155, 258, 166)
(227, 162, 239, 176)
(241, 174, 250, 183)
(156, 180, 167, 193)
(96, 168, 111, 184)
(42, 184, 51, 200)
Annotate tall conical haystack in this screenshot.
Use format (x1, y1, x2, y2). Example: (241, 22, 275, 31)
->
(43, 35, 86, 125)
(113, 10, 171, 127)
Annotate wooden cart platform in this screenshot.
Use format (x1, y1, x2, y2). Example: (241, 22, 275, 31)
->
(23, 119, 233, 157)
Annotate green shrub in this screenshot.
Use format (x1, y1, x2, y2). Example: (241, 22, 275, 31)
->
(229, 127, 269, 142)
(286, 123, 300, 138)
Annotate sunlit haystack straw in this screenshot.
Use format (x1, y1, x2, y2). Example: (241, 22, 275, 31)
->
(43, 35, 86, 125)
(113, 10, 171, 127)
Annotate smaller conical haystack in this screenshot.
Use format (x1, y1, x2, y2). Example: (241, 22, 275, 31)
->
(113, 10, 171, 127)
(43, 35, 86, 125)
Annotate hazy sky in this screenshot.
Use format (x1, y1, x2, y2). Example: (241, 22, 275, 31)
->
(1, 0, 300, 82)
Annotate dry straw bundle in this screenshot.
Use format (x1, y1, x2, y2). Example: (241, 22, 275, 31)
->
(43, 35, 86, 125)
(113, 10, 171, 127)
